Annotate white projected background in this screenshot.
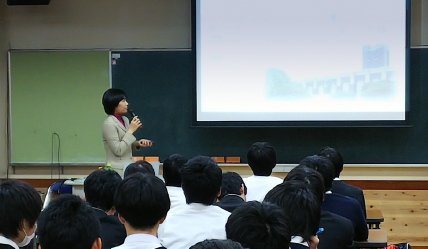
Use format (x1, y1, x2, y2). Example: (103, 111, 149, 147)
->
(196, 0, 406, 122)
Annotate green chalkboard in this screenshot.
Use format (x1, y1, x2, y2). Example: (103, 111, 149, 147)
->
(9, 51, 110, 164)
(111, 50, 428, 164)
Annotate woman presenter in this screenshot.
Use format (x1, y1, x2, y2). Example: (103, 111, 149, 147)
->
(102, 88, 152, 176)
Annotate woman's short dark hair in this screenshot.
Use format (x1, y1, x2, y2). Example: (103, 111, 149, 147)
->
(102, 88, 126, 115)
(0, 180, 42, 238)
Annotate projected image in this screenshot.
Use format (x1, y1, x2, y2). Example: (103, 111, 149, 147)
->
(266, 45, 397, 100)
(195, 0, 407, 122)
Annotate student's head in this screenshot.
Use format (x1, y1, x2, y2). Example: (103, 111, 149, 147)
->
(84, 168, 122, 212)
(299, 155, 335, 191)
(38, 194, 101, 249)
(284, 165, 325, 204)
(114, 173, 170, 230)
(0, 180, 42, 246)
(163, 154, 188, 187)
(264, 181, 320, 241)
(181, 155, 222, 205)
(219, 172, 247, 200)
(102, 88, 127, 115)
(318, 146, 344, 178)
(190, 239, 245, 249)
(124, 160, 155, 178)
(247, 142, 276, 176)
(226, 201, 291, 249)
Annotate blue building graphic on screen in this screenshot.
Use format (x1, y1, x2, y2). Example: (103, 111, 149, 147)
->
(266, 45, 396, 100)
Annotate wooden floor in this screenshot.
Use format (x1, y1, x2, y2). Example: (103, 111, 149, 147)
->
(365, 190, 428, 247)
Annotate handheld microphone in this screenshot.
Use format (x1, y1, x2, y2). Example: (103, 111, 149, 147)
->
(128, 107, 137, 118)
(128, 106, 143, 129)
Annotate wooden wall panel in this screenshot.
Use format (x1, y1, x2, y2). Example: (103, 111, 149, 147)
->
(365, 190, 428, 246)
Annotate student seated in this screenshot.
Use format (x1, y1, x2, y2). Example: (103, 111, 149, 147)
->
(162, 154, 187, 209)
(264, 181, 320, 249)
(285, 165, 355, 249)
(300, 155, 368, 241)
(214, 172, 247, 212)
(124, 160, 155, 178)
(159, 156, 231, 249)
(113, 173, 170, 249)
(0, 180, 42, 249)
(84, 169, 126, 249)
(37, 194, 102, 249)
(243, 142, 283, 201)
(318, 146, 367, 218)
(190, 239, 245, 249)
(226, 201, 291, 249)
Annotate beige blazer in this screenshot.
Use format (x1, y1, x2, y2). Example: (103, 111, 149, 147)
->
(102, 115, 139, 174)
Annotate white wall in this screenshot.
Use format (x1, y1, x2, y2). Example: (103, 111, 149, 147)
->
(4, 0, 191, 49)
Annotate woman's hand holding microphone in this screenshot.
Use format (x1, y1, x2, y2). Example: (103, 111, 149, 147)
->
(128, 116, 153, 148)
(128, 116, 143, 134)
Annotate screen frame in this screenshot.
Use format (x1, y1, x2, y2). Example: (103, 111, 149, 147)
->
(191, 0, 411, 128)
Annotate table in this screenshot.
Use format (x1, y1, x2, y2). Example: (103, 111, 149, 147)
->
(354, 229, 387, 249)
(63, 178, 85, 198)
(367, 209, 384, 229)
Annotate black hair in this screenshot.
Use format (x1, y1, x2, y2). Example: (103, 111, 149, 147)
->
(264, 181, 320, 241)
(219, 172, 247, 200)
(318, 146, 344, 178)
(226, 201, 291, 249)
(102, 88, 126, 115)
(163, 154, 188, 187)
(246, 142, 276, 176)
(284, 165, 325, 204)
(181, 155, 222, 205)
(124, 160, 155, 178)
(299, 155, 335, 191)
(84, 169, 122, 211)
(38, 194, 101, 249)
(190, 239, 246, 249)
(114, 173, 170, 230)
(0, 180, 42, 239)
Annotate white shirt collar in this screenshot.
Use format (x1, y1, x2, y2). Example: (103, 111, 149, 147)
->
(290, 236, 309, 247)
(334, 177, 341, 180)
(122, 233, 162, 248)
(0, 236, 19, 249)
(166, 186, 183, 192)
(250, 175, 271, 178)
(325, 190, 332, 194)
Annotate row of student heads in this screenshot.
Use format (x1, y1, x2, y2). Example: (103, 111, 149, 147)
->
(88, 151, 339, 249)
(0, 143, 343, 249)
(248, 142, 345, 179)
(0, 155, 241, 249)
(124, 141, 345, 185)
